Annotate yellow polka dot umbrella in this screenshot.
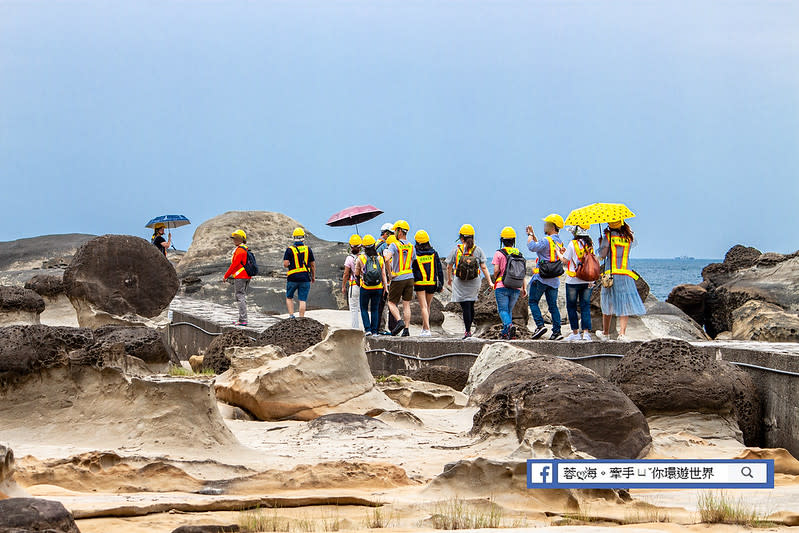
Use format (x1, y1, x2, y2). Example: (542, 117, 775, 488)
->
(564, 203, 636, 227)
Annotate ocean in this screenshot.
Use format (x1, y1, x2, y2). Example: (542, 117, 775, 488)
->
(632, 258, 720, 301)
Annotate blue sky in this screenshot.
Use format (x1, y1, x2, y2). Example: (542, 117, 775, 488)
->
(1, 0, 797, 258)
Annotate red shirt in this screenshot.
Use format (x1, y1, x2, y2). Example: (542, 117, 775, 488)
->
(224, 245, 251, 279)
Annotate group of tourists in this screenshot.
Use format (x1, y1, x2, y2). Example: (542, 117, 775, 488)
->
(213, 215, 646, 341)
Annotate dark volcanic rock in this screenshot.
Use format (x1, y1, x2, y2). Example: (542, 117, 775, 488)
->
(91, 325, 172, 365)
(723, 244, 762, 271)
(203, 330, 258, 374)
(259, 317, 325, 355)
(0, 286, 45, 314)
(63, 234, 179, 318)
(666, 284, 706, 326)
(471, 356, 651, 459)
(402, 365, 469, 391)
(479, 322, 535, 340)
(0, 498, 81, 533)
(608, 338, 761, 445)
(0, 325, 95, 384)
(24, 274, 66, 297)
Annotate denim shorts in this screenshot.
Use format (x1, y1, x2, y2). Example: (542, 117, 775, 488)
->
(286, 281, 311, 302)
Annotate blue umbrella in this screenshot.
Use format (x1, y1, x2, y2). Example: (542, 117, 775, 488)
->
(145, 214, 191, 229)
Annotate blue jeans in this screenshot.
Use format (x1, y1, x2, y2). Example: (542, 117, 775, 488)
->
(566, 283, 592, 332)
(359, 288, 382, 334)
(286, 281, 311, 301)
(495, 287, 521, 333)
(529, 279, 561, 334)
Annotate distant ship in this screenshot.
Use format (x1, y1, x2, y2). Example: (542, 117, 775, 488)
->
(674, 255, 695, 260)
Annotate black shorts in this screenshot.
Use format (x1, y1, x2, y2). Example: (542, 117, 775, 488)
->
(414, 285, 437, 294)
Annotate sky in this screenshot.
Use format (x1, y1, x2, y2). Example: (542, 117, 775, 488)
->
(1, 0, 797, 258)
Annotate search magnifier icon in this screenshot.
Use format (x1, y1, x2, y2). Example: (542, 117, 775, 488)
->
(741, 466, 754, 478)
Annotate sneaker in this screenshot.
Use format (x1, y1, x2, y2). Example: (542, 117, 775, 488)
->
(565, 333, 582, 342)
(235, 321, 248, 327)
(379, 330, 392, 336)
(401, 328, 410, 337)
(549, 331, 563, 341)
(365, 331, 372, 337)
(531, 325, 548, 339)
(462, 331, 472, 340)
(617, 334, 631, 342)
(419, 329, 432, 337)
(508, 325, 517, 339)
(581, 332, 593, 342)
(595, 331, 610, 341)
(390, 320, 406, 336)
(288, 314, 295, 319)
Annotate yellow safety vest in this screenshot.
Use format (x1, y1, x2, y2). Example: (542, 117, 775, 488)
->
(287, 245, 309, 276)
(359, 254, 385, 290)
(414, 254, 437, 287)
(566, 241, 588, 277)
(495, 246, 521, 285)
(607, 235, 639, 280)
(392, 241, 414, 277)
(532, 236, 564, 274)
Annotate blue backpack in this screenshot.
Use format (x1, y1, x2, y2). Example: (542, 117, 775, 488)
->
(241, 246, 259, 277)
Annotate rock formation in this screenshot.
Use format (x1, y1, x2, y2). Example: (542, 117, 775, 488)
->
(731, 300, 799, 342)
(463, 342, 539, 397)
(24, 273, 77, 326)
(63, 235, 179, 328)
(377, 376, 467, 409)
(666, 283, 706, 325)
(90, 325, 175, 367)
(400, 365, 469, 392)
(0, 325, 95, 384)
(608, 338, 761, 446)
(0, 285, 45, 326)
(471, 355, 652, 459)
(0, 498, 82, 533)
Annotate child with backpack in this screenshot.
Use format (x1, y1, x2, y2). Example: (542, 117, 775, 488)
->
(563, 225, 599, 341)
(412, 230, 444, 337)
(445, 224, 493, 339)
(222, 229, 258, 327)
(491, 227, 527, 340)
(354, 234, 389, 336)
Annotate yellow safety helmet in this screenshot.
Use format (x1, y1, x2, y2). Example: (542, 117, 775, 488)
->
(362, 234, 376, 247)
(459, 224, 475, 236)
(414, 230, 430, 244)
(393, 219, 410, 232)
(386, 235, 399, 246)
(608, 220, 624, 229)
(231, 229, 247, 239)
(349, 234, 362, 247)
(154, 222, 166, 230)
(579, 224, 591, 230)
(500, 226, 516, 239)
(292, 227, 306, 238)
(542, 213, 564, 229)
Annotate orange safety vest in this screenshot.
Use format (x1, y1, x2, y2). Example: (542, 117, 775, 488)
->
(233, 244, 249, 278)
(495, 246, 521, 285)
(359, 254, 385, 290)
(414, 254, 437, 286)
(287, 245, 310, 276)
(532, 236, 564, 274)
(565, 240, 588, 277)
(607, 235, 639, 279)
(392, 241, 414, 276)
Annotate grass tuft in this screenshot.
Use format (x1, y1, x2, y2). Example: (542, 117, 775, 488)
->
(168, 364, 215, 377)
(429, 498, 503, 530)
(697, 490, 775, 527)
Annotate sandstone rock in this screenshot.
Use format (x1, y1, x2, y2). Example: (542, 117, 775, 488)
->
(172, 526, 239, 533)
(377, 376, 467, 409)
(214, 329, 400, 421)
(755, 252, 794, 268)
(401, 365, 468, 391)
(471, 356, 651, 459)
(0, 325, 95, 384)
(23, 274, 77, 327)
(0, 286, 45, 326)
(666, 283, 706, 326)
(373, 410, 424, 428)
(258, 317, 326, 355)
(463, 343, 540, 398)
(63, 235, 179, 328)
(91, 325, 174, 366)
(510, 426, 595, 460)
(224, 346, 285, 373)
(24, 274, 65, 297)
(203, 330, 259, 374)
(189, 355, 205, 372)
(608, 338, 761, 446)
(734, 448, 799, 475)
(731, 300, 799, 342)
(0, 498, 81, 533)
(410, 296, 445, 327)
(0, 444, 12, 484)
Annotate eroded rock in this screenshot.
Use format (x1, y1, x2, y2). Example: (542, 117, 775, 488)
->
(0, 498, 81, 533)
(731, 300, 799, 342)
(401, 365, 469, 392)
(0, 286, 45, 326)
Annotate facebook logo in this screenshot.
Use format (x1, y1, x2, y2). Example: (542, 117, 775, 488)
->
(528, 462, 556, 487)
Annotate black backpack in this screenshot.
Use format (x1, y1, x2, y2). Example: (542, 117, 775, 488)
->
(362, 256, 383, 287)
(455, 247, 480, 281)
(499, 248, 527, 289)
(242, 246, 259, 277)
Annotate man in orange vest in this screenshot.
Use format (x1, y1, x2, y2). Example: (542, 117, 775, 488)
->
(222, 229, 252, 326)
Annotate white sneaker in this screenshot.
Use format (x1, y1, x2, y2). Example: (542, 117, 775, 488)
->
(595, 331, 610, 341)
(565, 333, 582, 342)
(581, 332, 593, 342)
(617, 334, 631, 342)
(419, 329, 432, 337)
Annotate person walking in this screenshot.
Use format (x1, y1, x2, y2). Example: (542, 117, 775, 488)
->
(412, 229, 443, 337)
(222, 229, 251, 326)
(445, 224, 493, 340)
(526, 214, 566, 340)
(375, 223, 394, 334)
(283, 227, 316, 318)
(596, 220, 646, 341)
(341, 234, 363, 329)
(375, 223, 394, 255)
(563, 225, 595, 341)
(491, 227, 527, 340)
(354, 234, 388, 336)
(384, 220, 415, 337)
(151, 223, 171, 257)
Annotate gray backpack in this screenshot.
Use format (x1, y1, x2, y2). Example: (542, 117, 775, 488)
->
(500, 248, 527, 289)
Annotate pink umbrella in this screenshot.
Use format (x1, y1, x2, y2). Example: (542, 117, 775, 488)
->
(326, 204, 383, 233)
